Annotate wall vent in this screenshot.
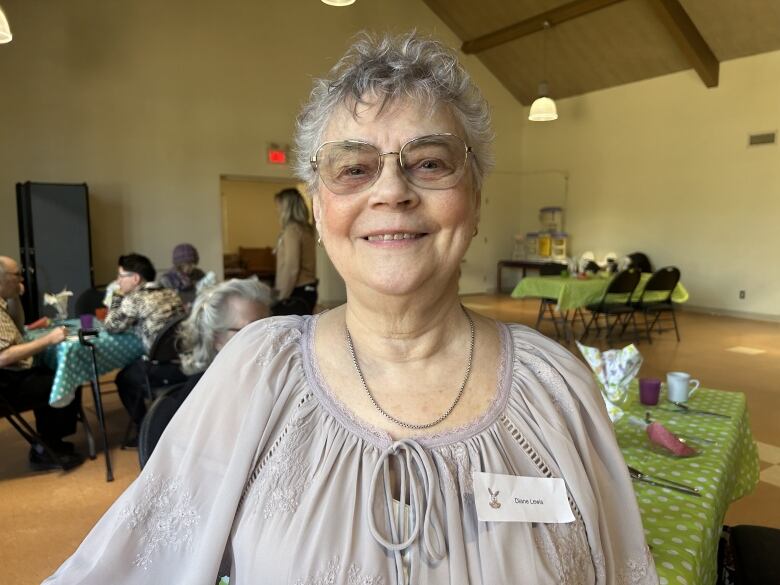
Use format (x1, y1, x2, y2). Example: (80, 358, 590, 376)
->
(748, 131, 776, 146)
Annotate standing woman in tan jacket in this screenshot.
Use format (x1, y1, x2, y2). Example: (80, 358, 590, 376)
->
(271, 188, 318, 315)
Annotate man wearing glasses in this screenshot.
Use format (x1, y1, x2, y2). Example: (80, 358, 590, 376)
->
(104, 253, 186, 443)
(0, 256, 84, 471)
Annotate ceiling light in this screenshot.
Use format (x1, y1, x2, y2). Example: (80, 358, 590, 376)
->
(321, 0, 356, 6)
(529, 22, 557, 122)
(529, 83, 558, 122)
(0, 5, 12, 44)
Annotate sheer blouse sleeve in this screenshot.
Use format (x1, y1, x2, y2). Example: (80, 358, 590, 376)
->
(508, 325, 657, 584)
(43, 316, 305, 584)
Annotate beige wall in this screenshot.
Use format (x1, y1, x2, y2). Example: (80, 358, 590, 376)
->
(3, 1, 777, 314)
(0, 0, 526, 302)
(220, 178, 290, 254)
(518, 50, 780, 318)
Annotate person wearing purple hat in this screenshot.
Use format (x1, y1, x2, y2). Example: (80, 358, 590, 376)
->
(159, 243, 206, 299)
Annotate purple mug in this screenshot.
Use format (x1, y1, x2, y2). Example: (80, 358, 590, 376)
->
(639, 378, 662, 406)
(79, 313, 94, 330)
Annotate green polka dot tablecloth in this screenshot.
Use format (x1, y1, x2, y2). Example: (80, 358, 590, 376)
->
(27, 320, 145, 407)
(616, 386, 760, 585)
(511, 272, 689, 311)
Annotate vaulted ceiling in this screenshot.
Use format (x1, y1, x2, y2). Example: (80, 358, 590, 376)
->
(422, 0, 780, 104)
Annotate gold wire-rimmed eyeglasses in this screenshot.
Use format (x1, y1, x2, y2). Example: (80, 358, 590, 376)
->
(310, 133, 473, 195)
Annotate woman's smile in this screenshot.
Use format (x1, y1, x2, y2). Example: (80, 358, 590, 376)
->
(360, 227, 430, 248)
(313, 99, 478, 298)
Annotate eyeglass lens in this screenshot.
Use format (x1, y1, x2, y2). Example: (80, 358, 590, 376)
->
(315, 134, 469, 195)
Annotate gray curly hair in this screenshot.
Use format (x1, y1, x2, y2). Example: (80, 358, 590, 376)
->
(294, 31, 494, 193)
(177, 277, 272, 375)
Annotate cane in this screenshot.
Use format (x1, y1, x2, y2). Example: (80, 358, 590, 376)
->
(78, 329, 114, 482)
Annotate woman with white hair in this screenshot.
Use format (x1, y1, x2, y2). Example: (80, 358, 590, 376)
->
(178, 276, 273, 381)
(135, 277, 272, 463)
(45, 32, 656, 584)
(171, 276, 272, 402)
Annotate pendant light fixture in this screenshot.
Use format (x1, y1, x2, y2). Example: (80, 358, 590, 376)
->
(321, 0, 356, 6)
(529, 21, 557, 122)
(0, 4, 12, 44)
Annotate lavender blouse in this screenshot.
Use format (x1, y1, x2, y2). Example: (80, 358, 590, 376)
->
(44, 315, 657, 584)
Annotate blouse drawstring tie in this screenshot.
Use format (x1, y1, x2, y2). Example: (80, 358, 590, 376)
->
(368, 439, 447, 581)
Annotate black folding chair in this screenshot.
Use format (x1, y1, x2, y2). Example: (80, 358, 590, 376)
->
(143, 315, 187, 399)
(138, 381, 189, 469)
(121, 315, 187, 448)
(74, 287, 107, 316)
(581, 268, 642, 342)
(729, 525, 780, 585)
(633, 266, 681, 343)
(0, 381, 90, 472)
(627, 252, 653, 274)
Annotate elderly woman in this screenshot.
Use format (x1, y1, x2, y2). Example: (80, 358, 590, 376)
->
(177, 277, 272, 388)
(44, 32, 656, 584)
(138, 277, 272, 462)
(159, 243, 207, 304)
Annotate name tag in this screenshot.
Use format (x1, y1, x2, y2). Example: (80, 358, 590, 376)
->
(473, 471, 575, 523)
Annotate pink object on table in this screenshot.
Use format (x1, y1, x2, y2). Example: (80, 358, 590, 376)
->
(646, 421, 697, 457)
(26, 317, 50, 330)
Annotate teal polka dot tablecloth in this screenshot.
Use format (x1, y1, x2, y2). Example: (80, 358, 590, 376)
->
(28, 321, 145, 407)
(616, 387, 760, 585)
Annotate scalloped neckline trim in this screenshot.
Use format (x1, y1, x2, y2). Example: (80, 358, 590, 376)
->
(300, 313, 513, 450)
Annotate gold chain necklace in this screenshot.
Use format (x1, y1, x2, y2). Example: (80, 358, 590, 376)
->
(345, 307, 475, 430)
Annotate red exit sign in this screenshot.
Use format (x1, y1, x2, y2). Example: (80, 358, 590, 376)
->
(267, 144, 288, 165)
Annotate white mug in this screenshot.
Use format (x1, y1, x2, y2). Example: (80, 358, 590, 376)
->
(666, 371, 700, 403)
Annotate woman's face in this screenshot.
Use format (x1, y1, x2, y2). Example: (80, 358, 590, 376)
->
(312, 99, 480, 299)
(178, 262, 195, 275)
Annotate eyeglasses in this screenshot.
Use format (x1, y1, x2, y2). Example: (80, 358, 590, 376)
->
(310, 133, 473, 195)
(117, 271, 136, 279)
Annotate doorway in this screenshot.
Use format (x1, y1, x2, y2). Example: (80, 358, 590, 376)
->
(219, 175, 346, 304)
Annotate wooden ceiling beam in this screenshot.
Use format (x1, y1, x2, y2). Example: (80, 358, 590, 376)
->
(461, 0, 628, 55)
(650, 0, 719, 87)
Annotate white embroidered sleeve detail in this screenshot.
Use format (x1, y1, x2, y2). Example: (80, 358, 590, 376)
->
(245, 393, 313, 519)
(617, 546, 655, 584)
(521, 350, 577, 416)
(120, 473, 200, 569)
(256, 326, 302, 366)
(347, 563, 385, 585)
(534, 520, 595, 584)
(294, 556, 385, 585)
(294, 556, 339, 585)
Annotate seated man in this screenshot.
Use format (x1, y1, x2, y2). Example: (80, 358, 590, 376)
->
(0, 256, 84, 471)
(103, 254, 186, 440)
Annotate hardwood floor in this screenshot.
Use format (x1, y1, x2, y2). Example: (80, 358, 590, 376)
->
(1, 296, 778, 583)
